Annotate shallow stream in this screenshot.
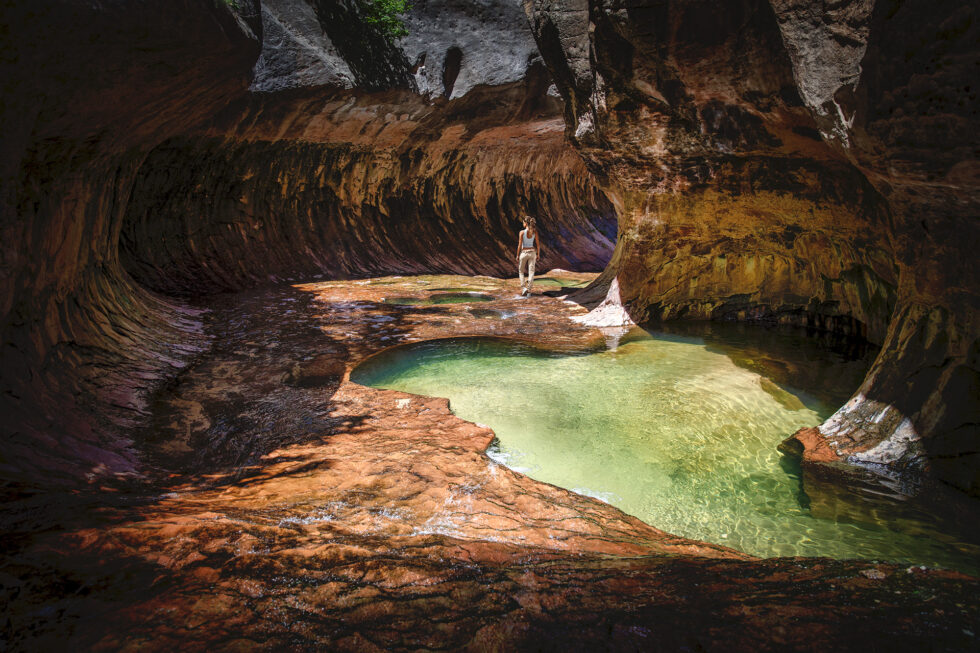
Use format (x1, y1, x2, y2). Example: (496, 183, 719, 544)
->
(353, 325, 980, 573)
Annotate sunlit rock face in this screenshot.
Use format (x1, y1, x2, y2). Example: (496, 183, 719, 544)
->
(525, 0, 978, 493)
(525, 0, 896, 337)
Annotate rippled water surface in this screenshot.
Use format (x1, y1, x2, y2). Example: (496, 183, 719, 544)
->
(353, 326, 979, 572)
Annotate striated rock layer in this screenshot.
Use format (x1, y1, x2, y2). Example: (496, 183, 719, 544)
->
(525, 0, 979, 493)
(120, 107, 615, 294)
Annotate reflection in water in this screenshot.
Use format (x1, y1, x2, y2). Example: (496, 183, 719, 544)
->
(352, 325, 979, 573)
(535, 277, 591, 289)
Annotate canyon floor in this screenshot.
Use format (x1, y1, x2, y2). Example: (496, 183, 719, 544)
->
(1, 273, 977, 651)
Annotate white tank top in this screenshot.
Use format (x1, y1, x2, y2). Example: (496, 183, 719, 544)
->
(522, 229, 535, 248)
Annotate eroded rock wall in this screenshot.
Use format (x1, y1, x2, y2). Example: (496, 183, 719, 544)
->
(816, 0, 979, 492)
(526, 0, 897, 337)
(2, 0, 974, 497)
(525, 0, 978, 492)
(120, 130, 614, 294)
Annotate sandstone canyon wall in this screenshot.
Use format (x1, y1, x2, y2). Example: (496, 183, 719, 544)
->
(525, 0, 978, 493)
(120, 0, 618, 295)
(119, 104, 615, 294)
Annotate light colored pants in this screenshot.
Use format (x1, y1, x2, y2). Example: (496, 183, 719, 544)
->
(518, 250, 537, 291)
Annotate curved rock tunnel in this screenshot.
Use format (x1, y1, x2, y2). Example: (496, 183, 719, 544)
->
(1, 0, 620, 485)
(0, 0, 978, 648)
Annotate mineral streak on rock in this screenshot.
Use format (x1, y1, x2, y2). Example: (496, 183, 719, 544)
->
(251, 0, 356, 92)
(769, 0, 875, 144)
(525, 0, 979, 493)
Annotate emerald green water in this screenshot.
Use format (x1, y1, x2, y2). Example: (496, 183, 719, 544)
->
(383, 292, 495, 305)
(352, 326, 979, 573)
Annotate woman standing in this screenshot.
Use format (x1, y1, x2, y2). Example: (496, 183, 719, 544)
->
(516, 215, 540, 296)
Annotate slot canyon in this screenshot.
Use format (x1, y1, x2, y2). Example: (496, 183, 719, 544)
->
(0, 0, 977, 650)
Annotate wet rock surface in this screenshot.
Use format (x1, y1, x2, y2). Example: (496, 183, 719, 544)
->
(5, 0, 970, 497)
(3, 274, 977, 650)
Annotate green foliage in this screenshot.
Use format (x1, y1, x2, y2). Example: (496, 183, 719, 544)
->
(360, 0, 412, 40)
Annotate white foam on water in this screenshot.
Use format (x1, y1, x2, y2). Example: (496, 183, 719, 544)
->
(570, 487, 620, 504)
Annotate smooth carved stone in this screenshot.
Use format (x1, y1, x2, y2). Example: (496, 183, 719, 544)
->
(0, 0, 977, 644)
(780, 426, 842, 463)
(119, 128, 615, 295)
(0, 0, 611, 488)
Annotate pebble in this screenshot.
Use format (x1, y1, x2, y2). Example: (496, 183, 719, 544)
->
(859, 569, 886, 580)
